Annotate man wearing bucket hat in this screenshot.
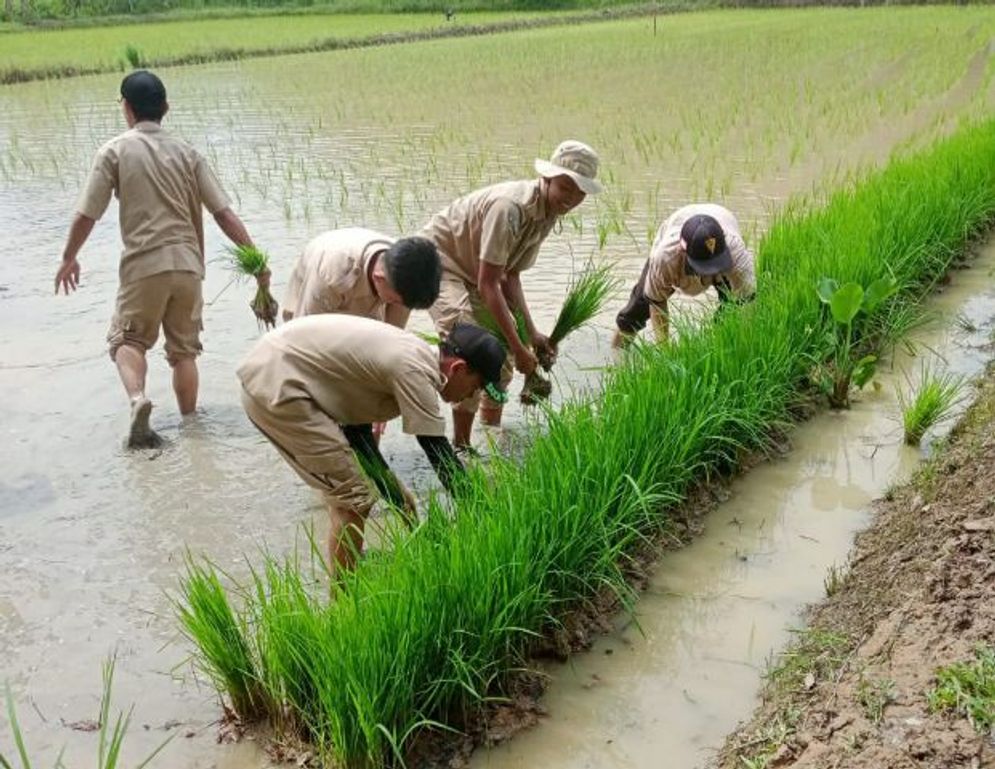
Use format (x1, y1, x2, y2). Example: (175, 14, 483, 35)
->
(422, 140, 602, 448)
(281, 228, 442, 324)
(54, 70, 265, 449)
(237, 314, 505, 573)
(613, 203, 755, 347)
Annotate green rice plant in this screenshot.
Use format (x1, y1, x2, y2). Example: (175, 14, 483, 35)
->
(810, 275, 898, 408)
(0, 655, 172, 769)
(122, 44, 143, 69)
(175, 556, 265, 720)
(176, 113, 995, 769)
(545, 264, 620, 363)
(472, 305, 529, 350)
(898, 363, 966, 446)
(927, 645, 995, 733)
(224, 244, 279, 330)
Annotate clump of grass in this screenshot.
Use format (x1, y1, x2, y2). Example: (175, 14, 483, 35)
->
(175, 556, 265, 720)
(823, 560, 848, 597)
(898, 363, 965, 445)
(856, 675, 895, 724)
(0, 654, 172, 769)
(122, 44, 144, 69)
(225, 244, 279, 330)
(927, 645, 995, 733)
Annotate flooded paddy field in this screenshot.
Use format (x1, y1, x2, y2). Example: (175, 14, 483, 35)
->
(2, 6, 995, 767)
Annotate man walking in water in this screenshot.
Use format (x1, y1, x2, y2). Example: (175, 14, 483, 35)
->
(421, 140, 602, 448)
(54, 70, 264, 448)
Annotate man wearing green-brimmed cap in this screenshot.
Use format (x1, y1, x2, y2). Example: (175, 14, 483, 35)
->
(237, 315, 505, 573)
(422, 139, 602, 448)
(54, 70, 265, 448)
(614, 203, 756, 346)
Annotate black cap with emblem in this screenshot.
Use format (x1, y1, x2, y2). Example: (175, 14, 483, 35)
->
(680, 214, 733, 276)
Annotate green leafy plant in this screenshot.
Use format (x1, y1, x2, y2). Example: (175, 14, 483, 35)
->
(898, 363, 965, 445)
(927, 645, 995, 733)
(0, 655, 172, 769)
(225, 244, 279, 330)
(812, 275, 898, 408)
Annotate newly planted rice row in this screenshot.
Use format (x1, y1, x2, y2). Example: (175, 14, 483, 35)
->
(178, 118, 995, 767)
(0, 7, 627, 83)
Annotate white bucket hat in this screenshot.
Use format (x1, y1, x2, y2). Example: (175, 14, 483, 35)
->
(534, 140, 603, 195)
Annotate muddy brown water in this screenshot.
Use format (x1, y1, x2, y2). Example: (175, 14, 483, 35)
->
(472, 250, 995, 769)
(1, 12, 995, 767)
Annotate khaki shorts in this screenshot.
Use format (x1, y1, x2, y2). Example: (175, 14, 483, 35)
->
(428, 278, 514, 414)
(107, 271, 202, 366)
(240, 388, 376, 515)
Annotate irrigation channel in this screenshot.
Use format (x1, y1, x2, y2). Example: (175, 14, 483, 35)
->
(470, 243, 995, 768)
(2, 6, 995, 768)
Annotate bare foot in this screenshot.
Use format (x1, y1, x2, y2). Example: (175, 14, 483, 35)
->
(127, 397, 161, 449)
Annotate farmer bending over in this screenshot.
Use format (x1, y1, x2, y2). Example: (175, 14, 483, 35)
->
(422, 140, 602, 449)
(281, 227, 441, 324)
(237, 315, 506, 574)
(281, 227, 442, 442)
(54, 70, 264, 448)
(613, 203, 755, 348)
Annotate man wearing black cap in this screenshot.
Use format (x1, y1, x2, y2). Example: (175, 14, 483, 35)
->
(54, 70, 264, 448)
(237, 314, 505, 573)
(613, 203, 756, 347)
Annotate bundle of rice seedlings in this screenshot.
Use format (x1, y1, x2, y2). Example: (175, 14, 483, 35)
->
(543, 264, 620, 367)
(226, 244, 279, 330)
(473, 306, 530, 350)
(521, 264, 618, 404)
(898, 363, 966, 445)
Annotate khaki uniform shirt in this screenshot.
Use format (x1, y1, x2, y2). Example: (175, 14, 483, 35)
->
(76, 121, 231, 285)
(421, 180, 557, 286)
(237, 315, 446, 436)
(644, 204, 756, 304)
(283, 228, 409, 327)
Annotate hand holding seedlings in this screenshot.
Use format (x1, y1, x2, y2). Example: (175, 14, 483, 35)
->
(226, 244, 279, 330)
(513, 343, 540, 376)
(520, 264, 618, 404)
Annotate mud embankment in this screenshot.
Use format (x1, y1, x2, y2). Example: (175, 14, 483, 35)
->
(718, 366, 995, 769)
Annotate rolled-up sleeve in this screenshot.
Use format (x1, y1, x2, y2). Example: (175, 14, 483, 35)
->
(76, 147, 117, 221)
(194, 153, 231, 214)
(393, 370, 446, 437)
